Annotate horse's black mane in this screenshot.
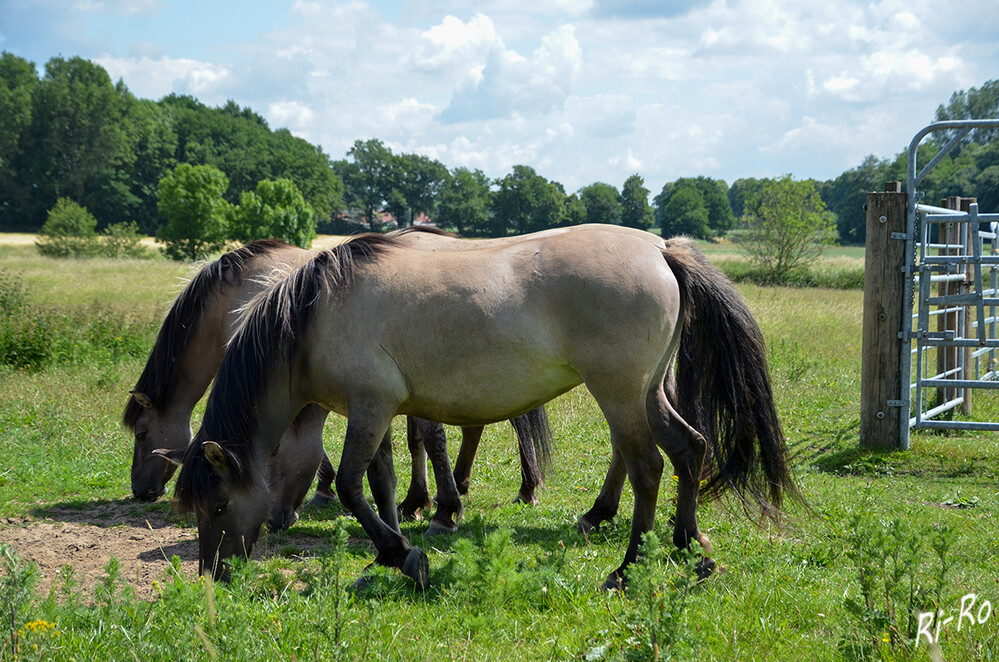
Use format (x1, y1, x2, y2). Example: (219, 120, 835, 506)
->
(175, 233, 400, 516)
(122, 239, 294, 431)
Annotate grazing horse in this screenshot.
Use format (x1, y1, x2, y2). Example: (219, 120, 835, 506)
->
(123, 231, 552, 532)
(174, 225, 798, 589)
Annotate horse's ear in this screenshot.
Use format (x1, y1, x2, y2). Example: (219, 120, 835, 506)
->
(220, 255, 242, 287)
(203, 441, 229, 473)
(130, 391, 154, 410)
(152, 447, 185, 467)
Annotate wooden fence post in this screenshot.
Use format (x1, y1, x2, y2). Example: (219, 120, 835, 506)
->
(860, 182, 908, 450)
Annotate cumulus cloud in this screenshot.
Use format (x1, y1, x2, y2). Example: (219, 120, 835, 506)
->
(9, 0, 997, 190)
(439, 24, 582, 123)
(266, 100, 316, 134)
(410, 14, 499, 73)
(95, 55, 231, 100)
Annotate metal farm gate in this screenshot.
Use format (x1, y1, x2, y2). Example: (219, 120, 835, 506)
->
(860, 119, 999, 450)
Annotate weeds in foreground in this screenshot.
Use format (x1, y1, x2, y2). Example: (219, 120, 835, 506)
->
(2, 545, 39, 659)
(584, 533, 702, 661)
(838, 510, 958, 660)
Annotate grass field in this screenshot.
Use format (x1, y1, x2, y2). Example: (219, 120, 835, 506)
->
(1, 237, 997, 661)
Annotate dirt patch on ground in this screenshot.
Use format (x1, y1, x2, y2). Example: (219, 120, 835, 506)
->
(0, 500, 344, 600)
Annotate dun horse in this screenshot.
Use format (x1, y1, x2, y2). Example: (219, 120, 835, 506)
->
(123, 230, 551, 532)
(175, 225, 798, 589)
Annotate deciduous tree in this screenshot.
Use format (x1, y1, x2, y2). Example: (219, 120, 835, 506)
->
(619, 174, 653, 230)
(739, 175, 836, 283)
(234, 178, 316, 248)
(579, 182, 621, 225)
(156, 163, 232, 260)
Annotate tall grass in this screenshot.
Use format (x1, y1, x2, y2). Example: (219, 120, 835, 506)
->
(2, 244, 998, 660)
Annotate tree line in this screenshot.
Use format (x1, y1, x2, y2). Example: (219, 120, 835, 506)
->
(2, 52, 998, 258)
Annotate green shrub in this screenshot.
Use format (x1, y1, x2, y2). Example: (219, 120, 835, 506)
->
(99, 221, 147, 258)
(35, 200, 149, 259)
(35, 198, 100, 258)
(0, 270, 155, 371)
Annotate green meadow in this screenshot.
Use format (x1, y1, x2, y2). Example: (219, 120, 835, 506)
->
(1, 238, 996, 661)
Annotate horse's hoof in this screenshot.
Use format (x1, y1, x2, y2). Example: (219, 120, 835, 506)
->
(695, 556, 717, 580)
(398, 499, 431, 522)
(576, 516, 597, 535)
(398, 507, 422, 523)
(302, 492, 337, 511)
(402, 547, 429, 590)
(267, 509, 298, 532)
(601, 572, 624, 591)
(350, 573, 376, 592)
(513, 492, 540, 506)
(426, 520, 458, 536)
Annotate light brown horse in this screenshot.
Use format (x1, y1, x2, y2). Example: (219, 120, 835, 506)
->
(123, 231, 551, 532)
(173, 224, 798, 589)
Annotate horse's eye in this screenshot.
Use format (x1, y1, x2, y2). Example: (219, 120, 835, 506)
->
(214, 502, 228, 517)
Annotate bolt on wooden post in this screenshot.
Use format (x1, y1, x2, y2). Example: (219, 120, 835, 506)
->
(860, 182, 908, 450)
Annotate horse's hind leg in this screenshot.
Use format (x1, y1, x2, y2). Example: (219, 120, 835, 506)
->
(418, 418, 464, 536)
(597, 403, 664, 591)
(576, 449, 625, 533)
(452, 425, 484, 495)
(648, 386, 715, 575)
(511, 415, 541, 505)
(398, 416, 433, 521)
(306, 453, 337, 507)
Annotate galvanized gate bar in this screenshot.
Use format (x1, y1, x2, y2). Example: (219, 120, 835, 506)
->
(900, 120, 999, 448)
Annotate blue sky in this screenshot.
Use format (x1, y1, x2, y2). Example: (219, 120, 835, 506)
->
(2, 0, 998, 194)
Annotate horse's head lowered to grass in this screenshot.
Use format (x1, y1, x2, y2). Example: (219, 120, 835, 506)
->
(173, 234, 400, 579)
(122, 239, 304, 501)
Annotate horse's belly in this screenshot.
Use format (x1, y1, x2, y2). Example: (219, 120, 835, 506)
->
(399, 362, 582, 426)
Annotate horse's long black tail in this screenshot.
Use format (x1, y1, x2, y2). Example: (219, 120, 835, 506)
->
(660, 237, 801, 520)
(511, 405, 554, 480)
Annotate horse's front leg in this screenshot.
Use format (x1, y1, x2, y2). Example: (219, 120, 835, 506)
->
(365, 428, 400, 533)
(398, 416, 433, 521)
(417, 418, 463, 535)
(336, 416, 428, 589)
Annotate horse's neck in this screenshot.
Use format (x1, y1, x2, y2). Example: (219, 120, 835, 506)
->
(162, 292, 232, 415)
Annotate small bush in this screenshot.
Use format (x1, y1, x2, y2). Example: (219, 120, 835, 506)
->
(36, 198, 100, 258)
(99, 221, 147, 259)
(35, 200, 149, 259)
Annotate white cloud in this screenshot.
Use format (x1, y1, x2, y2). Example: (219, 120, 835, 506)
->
(266, 100, 315, 133)
(439, 24, 582, 123)
(95, 55, 231, 100)
(410, 14, 500, 73)
(14, 0, 996, 191)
